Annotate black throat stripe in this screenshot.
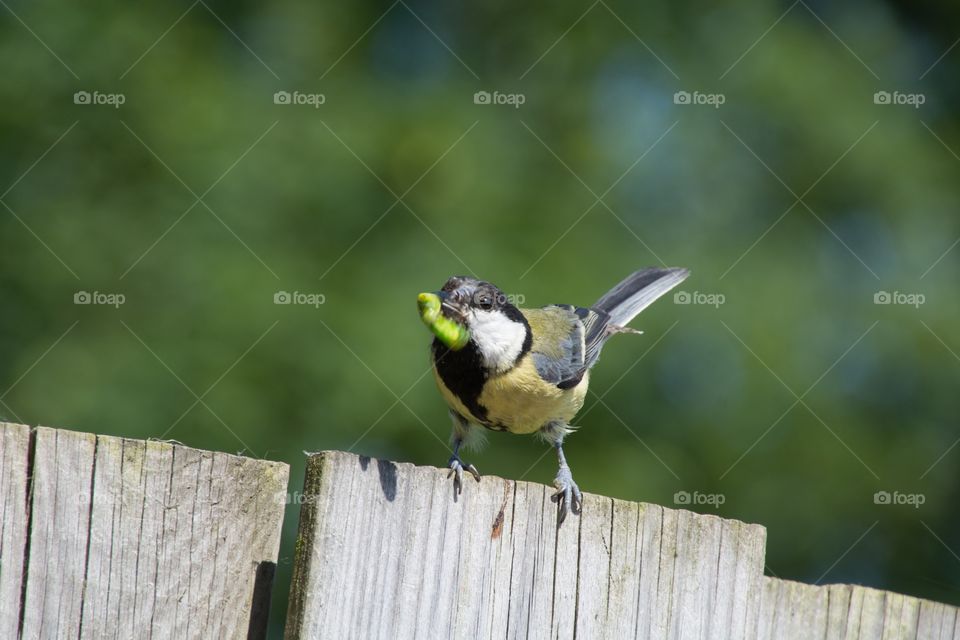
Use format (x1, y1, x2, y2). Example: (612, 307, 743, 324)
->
(432, 338, 490, 423)
(431, 309, 533, 428)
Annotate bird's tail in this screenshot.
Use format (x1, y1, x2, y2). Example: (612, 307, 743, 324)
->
(593, 267, 690, 328)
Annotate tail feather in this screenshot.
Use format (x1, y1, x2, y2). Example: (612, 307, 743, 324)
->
(593, 267, 689, 328)
(580, 267, 689, 370)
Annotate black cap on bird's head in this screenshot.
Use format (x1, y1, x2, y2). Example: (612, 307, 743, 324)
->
(436, 276, 517, 322)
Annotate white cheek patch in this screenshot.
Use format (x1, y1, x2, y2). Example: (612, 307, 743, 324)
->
(468, 309, 527, 373)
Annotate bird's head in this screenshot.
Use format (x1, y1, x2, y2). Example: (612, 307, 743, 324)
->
(418, 276, 531, 372)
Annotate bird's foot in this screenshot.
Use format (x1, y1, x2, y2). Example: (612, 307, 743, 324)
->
(447, 455, 481, 497)
(551, 465, 583, 524)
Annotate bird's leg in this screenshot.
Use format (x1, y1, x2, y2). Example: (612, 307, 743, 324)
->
(551, 440, 583, 524)
(448, 438, 481, 494)
(447, 410, 480, 497)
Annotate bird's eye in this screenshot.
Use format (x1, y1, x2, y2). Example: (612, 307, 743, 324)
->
(477, 294, 493, 309)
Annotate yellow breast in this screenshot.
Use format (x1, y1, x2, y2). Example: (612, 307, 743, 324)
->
(431, 305, 591, 434)
(432, 355, 589, 434)
(478, 356, 589, 434)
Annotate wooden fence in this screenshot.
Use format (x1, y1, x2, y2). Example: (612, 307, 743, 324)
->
(1, 421, 958, 639)
(0, 422, 288, 639)
(285, 451, 960, 640)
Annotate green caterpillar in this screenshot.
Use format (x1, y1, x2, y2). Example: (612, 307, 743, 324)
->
(417, 292, 470, 351)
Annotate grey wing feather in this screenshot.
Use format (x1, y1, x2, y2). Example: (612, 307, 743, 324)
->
(577, 306, 611, 373)
(531, 305, 594, 389)
(531, 352, 579, 388)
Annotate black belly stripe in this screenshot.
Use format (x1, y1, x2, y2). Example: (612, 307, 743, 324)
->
(432, 338, 489, 423)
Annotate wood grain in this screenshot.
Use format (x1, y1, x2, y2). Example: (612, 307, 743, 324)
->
(6, 427, 960, 639)
(0, 422, 31, 638)
(285, 450, 770, 640)
(758, 579, 959, 640)
(285, 450, 960, 640)
(0, 422, 288, 639)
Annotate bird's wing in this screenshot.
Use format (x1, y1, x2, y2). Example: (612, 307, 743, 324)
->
(523, 305, 608, 389)
(521, 269, 688, 390)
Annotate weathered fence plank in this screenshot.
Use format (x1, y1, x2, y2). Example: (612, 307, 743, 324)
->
(21, 427, 96, 638)
(0, 422, 30, 638)
(285, 450, 960, 640)
(758, 578, 959, 640)
(0, 422, 289, 639)
(284, 450, 768, 640)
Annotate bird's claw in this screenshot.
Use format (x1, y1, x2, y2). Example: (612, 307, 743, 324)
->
(551, 466, 582, 525)
(447, 456, 481, 496)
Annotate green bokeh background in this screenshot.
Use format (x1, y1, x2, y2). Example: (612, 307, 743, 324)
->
(2, 0, 959, 634)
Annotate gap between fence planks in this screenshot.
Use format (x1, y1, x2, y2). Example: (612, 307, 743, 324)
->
(284, 450, 960, 640)
(0, 421, 288, 640)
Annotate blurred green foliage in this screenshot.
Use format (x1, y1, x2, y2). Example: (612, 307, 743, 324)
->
(2, 0, 959, 634)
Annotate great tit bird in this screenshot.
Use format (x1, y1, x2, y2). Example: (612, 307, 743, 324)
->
(417, 267, 689, 522)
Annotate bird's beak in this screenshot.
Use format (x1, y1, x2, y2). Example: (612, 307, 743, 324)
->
(436, 290, 467, 322)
